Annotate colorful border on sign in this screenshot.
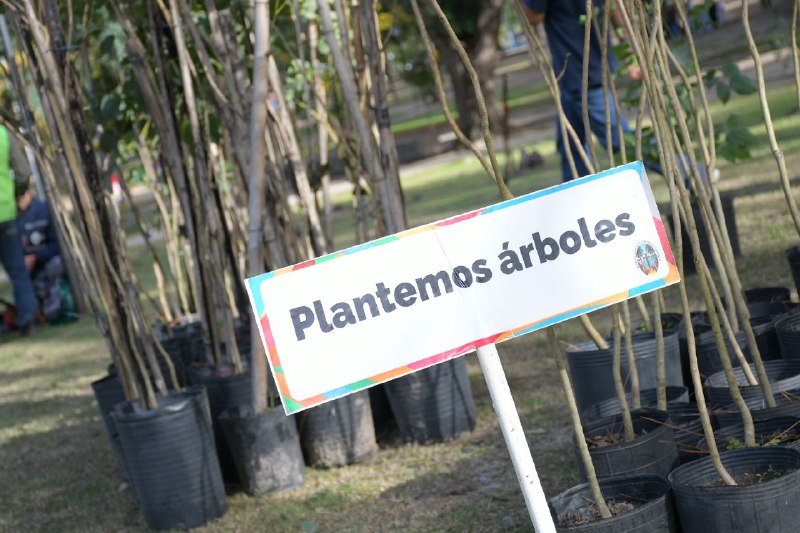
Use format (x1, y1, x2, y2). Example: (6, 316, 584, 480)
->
(246, 161, 680, 414)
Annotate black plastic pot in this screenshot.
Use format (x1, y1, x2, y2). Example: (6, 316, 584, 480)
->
(667, 401, 699, 424)
(672, 418, 707, 465)
(785, 244, 800, 297)
(548, 474, 677, 532)
(188, 363, 253, 484)
(720, 287, 793, 320)
(694, 317, 781, 379)
(668, 446, 800, 533)
(674, 311, 711, 395)
(740, 286, 795, 321)
(157, 337, 190, 387)
(111, 387, 227, 531)
(581, 386, 688, 424)
(383, 358, 476, 444)
(296, 391, 378, 468)
(90, 374, 129, 482)
(664, 401, 719, 465)
(566, 332, 683, 415)
(219, 405, 305, 495)
(579, 409, 678, 481)
(751, 389, 800, 420)
(704, 360, 800, 408)
(369, 384, 398, 443)
(751, 316, 783, 362)
(621, 331, 683, 392)
(774, 308, 800, 359)
(745, 286, 792, 304)
(668, 194, 740, 275)
(747, 300, 796, 320)
(713, 388, 800, 428)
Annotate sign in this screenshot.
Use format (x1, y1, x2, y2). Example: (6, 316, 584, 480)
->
(246, 162, 679, 414)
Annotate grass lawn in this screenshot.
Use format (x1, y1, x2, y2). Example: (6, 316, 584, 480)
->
(3, 24, 800, 533)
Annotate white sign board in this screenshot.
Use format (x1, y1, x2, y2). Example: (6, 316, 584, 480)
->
(246, 162, 679, 414)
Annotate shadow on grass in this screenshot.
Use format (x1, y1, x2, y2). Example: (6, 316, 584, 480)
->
(1, 393, 98, 432)
(376, 440, 570, 532)
(0, 418, 142, 533)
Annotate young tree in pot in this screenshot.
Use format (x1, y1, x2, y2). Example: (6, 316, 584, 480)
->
(22, 2, 227, 528)
(427, 2, 670, 520)
(519, 0, 741, 491)
(613, 0, 763, 453)
(660, 3, 800, 526)
(317, 0, 477, 446)
(219, 1, 306, 495)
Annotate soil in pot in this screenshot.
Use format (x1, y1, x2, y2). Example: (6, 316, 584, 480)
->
(668, 446, 800, 533)
(219, 405, 305, 495)
(578, 408, 678, 480)
(581, 386, 688, 424)
(296, 390, 378, 468)
(549, 474, 677, 532)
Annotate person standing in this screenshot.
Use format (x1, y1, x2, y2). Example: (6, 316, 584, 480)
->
(519, 0, 640, 182)
(0, 124, 36, 335)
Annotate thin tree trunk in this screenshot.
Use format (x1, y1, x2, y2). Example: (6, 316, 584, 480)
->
(266, 55, 328, 255)
(548, 328, 611, 518)
(248, 0, 272, 413)
(309, 20, 334, 247)
(359, 0, 406, 228)
(317, 0, 405, 234)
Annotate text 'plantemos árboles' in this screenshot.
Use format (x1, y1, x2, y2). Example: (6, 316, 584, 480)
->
(289, 213, 636, 341)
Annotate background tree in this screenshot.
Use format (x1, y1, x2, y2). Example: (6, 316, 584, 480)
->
(388, 0, 506, 138)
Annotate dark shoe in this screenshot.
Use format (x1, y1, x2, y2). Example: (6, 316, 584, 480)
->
(19, 322, 36, 337)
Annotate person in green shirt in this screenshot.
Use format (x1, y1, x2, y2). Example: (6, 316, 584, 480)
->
(0, 124, 37, 335)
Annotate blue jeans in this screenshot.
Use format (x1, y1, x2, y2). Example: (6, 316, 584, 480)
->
(557, 86, 638, 181)
(0, 220, 36, 327)
(557, 86, 704, 184)
(557, 86, 678, 180)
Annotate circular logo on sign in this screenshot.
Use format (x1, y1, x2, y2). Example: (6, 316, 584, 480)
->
(634, 241, 660, 276)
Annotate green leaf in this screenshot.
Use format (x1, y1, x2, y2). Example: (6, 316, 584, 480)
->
(716, 81, 731, 104)
(670, 45, 694, 76)
(718, 113, 756, 163)
(100, 95, 119, 121)
(99, 35, 116, 57)
(299, 0, 317, 21)
(99, 129, 118, 153)
(729, 74, 757, 95)
(721, 63, 740, 79)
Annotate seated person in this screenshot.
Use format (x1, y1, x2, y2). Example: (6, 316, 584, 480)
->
(16, 180, 64, 322)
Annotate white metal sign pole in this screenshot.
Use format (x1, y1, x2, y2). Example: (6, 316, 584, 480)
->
(476, 343, 556, 533)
